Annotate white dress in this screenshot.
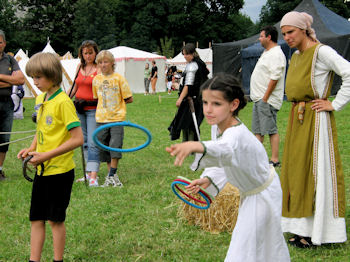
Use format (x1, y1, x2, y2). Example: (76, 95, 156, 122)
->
(191, 124, 290, 262)
(281, 45, 350, 245)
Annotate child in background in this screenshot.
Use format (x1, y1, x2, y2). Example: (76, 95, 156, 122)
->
(166, 73, 290, 262)
(93, 50, 133, 187)
(166, 67, 174, 94)
(18, 52, 83, 262)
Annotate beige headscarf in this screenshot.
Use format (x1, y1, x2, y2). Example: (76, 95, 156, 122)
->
(280, 11, 317, 41)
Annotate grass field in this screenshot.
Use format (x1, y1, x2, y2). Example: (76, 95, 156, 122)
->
(0, 93, 349, 261)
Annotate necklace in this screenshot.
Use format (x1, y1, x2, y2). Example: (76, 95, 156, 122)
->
(83, 65, 95, 80)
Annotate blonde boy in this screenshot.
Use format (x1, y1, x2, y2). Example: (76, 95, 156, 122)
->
(18, 52, 83, 262)
(93, 50, 133, 187)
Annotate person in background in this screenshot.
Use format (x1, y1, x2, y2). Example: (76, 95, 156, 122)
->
(168, 43, 209, 141)
(68, 40, 100, 187)
(150, 60, 158, 94)
(280, 11, 350, 248)
(166, 67, 173, 94)
(250, 26, 286, 167)
(12, 85, 25, 119)
(92, 50, 133, 187)
(144, 63, 151, 95)
(0, 29, 25, 180)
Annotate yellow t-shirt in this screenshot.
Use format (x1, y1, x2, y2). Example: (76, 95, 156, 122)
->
(35, 89, 81, 176)
(92, 72, 133, 123)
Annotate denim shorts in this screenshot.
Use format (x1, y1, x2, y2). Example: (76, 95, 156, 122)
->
(251, 100, 278, 136)
(0, 97, 14, 152)
(97, 123, 124, 162)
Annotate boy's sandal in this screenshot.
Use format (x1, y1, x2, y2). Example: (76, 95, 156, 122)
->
(288, 235, 313, 248)
(269, 160, 281, 167)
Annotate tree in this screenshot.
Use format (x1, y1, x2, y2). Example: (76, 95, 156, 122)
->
(8, 0, 255, 56)
(157, 36, 174, 58)
(0, 0, 20, 52)
(72, 0, 118, 53)
(15, 0, 77, 56)
(259, 0, 350, 27)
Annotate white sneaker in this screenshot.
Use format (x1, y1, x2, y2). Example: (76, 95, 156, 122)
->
(76, 173, 90, 182)
(89, 178, 99, 187)
(101, 175, 123, 187)
(114, 176, 123, 187)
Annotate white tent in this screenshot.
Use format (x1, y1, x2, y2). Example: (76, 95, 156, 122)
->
(18, 57, 39, 98)
(20, 44, 168, 97)
(108, 46, 167, 93)
(61, 51, 74, 60)
(20, 42, 76, 97)
(14, 49, 29, 62)
(167, 48, 213, 78)
(60, 58, 80, 86)
(42, 41, 56, 54)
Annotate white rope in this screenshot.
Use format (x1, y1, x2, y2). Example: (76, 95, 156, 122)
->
(0, 129, 36, 147)
(0, 129, 36, 134)
(0, 134, 35, 147)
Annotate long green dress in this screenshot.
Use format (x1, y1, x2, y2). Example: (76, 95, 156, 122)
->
(281, 44, 345, 219)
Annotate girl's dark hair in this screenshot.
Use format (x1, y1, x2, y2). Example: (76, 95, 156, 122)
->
(78, 40, 99, 68)
(201, 73, 247, 116)
(182, 43, 199, 57)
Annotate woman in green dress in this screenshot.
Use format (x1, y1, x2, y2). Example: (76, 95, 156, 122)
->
(280, 11, 350, 248)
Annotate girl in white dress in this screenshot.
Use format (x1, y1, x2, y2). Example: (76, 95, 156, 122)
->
(166, 73, 290, 262)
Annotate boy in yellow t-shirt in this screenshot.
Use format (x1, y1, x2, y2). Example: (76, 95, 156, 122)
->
(93, 50, 133, 187)
(18, 53, 83, 262)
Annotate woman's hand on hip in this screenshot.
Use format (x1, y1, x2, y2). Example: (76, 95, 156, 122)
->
(311, 99, 334, 112)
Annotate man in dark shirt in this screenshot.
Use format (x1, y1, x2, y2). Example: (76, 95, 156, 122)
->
(0, 30, 25, 180)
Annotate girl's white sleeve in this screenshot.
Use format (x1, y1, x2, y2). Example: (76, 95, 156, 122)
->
(199, 167, 227, 197)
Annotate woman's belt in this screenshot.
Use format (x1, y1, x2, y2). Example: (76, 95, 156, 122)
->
(292, 101, 313, 124)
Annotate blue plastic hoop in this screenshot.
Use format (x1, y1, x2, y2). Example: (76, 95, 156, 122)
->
(171, 181, 210, 210)
(92, 121, 152, 153)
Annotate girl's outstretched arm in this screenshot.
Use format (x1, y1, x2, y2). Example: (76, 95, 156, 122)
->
(166, 141, 204, 166)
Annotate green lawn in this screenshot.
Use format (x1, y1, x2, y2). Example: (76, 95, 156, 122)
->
(0, 93, 349, 261)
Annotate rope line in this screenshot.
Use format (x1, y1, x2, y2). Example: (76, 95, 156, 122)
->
(0, 134, 36, 147)
(0, 129, 36, 134)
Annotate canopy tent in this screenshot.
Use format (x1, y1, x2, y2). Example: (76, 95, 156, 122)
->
(20, 42, 77, 98)
(61, 51, 74, 60)
(14, 49, 29, 62)
(167, 48, 213, 77)
(213, 0, 350, 95)
(20, 45, 168, 97)
(18, 57, 39, 98)
(108, 46, 167, 93)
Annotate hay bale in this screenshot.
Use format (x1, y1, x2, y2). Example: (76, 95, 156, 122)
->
(177, 183, 240, 234)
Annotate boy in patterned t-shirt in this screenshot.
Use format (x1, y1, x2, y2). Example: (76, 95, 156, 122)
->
(92, 50, 133, 187)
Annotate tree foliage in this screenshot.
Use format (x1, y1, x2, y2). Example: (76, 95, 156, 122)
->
(13, 0, 77, 55)
(2, 0, 255, 56)
(259, 0, 350, 27)
(0, 0, 20, 51)
(72, 0, 118, 52)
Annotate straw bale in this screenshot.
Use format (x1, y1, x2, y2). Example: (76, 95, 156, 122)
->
(177, 183, 240, 234)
